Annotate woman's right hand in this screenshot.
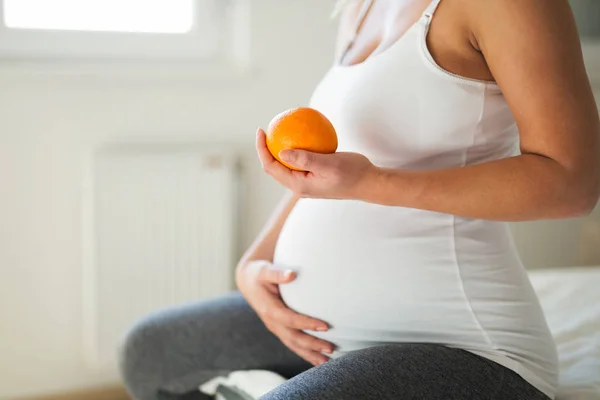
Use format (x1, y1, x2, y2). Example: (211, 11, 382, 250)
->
(236, 260, 334, 366)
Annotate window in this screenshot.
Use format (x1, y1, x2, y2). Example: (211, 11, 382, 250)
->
(0, 0, 247, 63)
(4, 0, 193, 33)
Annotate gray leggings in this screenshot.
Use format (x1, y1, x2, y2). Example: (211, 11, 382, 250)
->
(119, 292, 550, 400)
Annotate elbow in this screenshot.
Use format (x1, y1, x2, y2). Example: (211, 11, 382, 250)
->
(572, 193, 599, 217)
(582, 184, 600, 216)
(566, 171, 600, 218)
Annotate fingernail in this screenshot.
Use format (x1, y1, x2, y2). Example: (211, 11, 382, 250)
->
(316, 326, 328, 332)
(279, 150, 294, 162)
(322, 348, 332, 354)
(256, 127, 261, 136)
(282, 270, 294, 279)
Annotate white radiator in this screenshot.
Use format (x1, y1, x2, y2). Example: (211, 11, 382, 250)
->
(82, 144, 239, 366)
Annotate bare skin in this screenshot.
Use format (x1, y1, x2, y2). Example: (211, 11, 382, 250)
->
(239, 0, 600, 366)
(337, 0, 494, 81)
(236, 192, 335, 366)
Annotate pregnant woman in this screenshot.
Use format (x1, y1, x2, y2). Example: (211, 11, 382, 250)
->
(120, 0, 600, 399)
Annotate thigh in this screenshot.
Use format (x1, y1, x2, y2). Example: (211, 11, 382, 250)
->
(120, 292, 311, 400)
(260, 344, 549, 400)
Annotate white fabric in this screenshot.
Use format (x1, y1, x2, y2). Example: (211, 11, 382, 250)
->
(199, 370, 286, 399)
(529, 267, 600, 400)
(273, 1, 558, 398)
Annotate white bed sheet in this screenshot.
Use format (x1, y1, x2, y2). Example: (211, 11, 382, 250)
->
(529, 267, 600, 400)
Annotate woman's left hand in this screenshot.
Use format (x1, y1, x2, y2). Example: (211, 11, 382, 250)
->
(256, 128, 378, 199)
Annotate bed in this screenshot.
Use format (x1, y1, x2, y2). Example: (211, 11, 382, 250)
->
(529, 266, 600, 400)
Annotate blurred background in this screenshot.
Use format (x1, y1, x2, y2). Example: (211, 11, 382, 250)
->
(0, 0, 598, 399)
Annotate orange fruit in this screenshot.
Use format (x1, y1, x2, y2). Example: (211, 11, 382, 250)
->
(266, 107, 338, 171)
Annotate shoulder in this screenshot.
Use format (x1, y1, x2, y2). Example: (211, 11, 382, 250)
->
(435, 0, 577, 54)
(459, 0, 572, 16)
(459, 0, 576, 43)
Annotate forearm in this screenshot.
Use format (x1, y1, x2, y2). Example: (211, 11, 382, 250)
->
(365, 153, 599, 221)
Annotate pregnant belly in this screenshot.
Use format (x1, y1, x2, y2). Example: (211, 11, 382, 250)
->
(272, 198, 527, 349)
(275, 244, 476, 344)
(274, 199, 470, 345)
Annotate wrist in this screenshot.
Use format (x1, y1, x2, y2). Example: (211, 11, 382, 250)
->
(235, 260, 253, 289)
(235, 262, 246, 290)
(356, 167, 411, 206)
(353, 166, 386, 203)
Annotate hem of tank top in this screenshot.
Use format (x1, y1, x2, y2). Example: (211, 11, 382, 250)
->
(418, 15, 501, 89)
(466, 348, 556, 399)
(324, 339, 556, 399)
(311, 333, 555, 397)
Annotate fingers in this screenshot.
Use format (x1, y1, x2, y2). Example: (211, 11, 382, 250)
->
(256, 128, 308, 188)
(283, 330, 333, 366)
(280, 149, 334, 173)
(279, 150, 315, 171)
(258, 264, 296, 284)
(256, 128, 290, 177)
(254, 282, 328, 332)
(286, 330, 335, 355)
(266, 296, 329, 332)
(255, 128, 276, 166)
(278, 329, 332, 366)
(291, 345, 330, 366)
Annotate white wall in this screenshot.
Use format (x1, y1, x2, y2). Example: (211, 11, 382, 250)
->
(0, 1, 337, 398)
(511, 205, 600, 269)
(0, 1, 599, 398)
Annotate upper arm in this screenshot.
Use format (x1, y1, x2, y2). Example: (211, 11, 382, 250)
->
(472, 0, 600, 178)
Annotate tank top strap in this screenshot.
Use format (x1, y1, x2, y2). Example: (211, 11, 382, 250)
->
(420, 0, 442, 26)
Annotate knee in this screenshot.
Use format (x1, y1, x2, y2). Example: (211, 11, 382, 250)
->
(334, 343, 448, 373)
(118, 314, 167, 399)
(362, 343, 445, 358)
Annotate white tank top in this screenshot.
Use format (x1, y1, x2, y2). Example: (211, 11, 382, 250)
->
(274, 0, 559, 397)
